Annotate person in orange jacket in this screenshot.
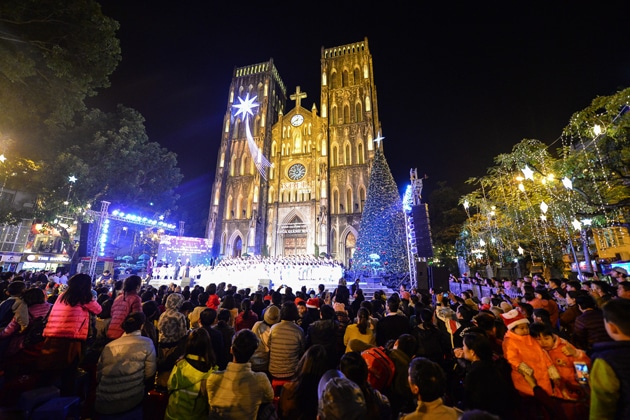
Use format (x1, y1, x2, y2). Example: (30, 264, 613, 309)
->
(501, 308, 561, 398)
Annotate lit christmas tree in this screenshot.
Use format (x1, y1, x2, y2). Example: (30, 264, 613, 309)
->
(353, 141, 409, 276)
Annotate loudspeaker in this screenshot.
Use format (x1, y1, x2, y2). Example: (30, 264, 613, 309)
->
(411, 204, 434, 258)
(416, 260, 429, 290)
(429, 266, 450, 293)
(77, 223, 92, 257)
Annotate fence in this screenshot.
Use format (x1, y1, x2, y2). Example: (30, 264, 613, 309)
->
(447, 281, 522, 300)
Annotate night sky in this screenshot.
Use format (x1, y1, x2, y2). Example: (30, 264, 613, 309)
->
(89, 2, 630, 237)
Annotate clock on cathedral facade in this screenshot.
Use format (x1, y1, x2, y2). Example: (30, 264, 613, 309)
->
(206, 38, 382, 268)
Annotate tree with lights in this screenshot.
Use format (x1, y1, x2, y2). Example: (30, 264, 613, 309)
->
(353, 145, 409, 276)
(459, 87, 630, 277)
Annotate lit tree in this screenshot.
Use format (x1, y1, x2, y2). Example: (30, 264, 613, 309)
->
(353, 147, 409, 275)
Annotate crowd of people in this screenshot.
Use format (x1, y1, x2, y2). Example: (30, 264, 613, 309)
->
(0, 268, 629, 419)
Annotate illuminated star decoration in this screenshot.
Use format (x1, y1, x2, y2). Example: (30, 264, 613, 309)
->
(521, 165, 534, 180)
(68, 175, 77, 183)
(373, 131, 385, 148)
(233, 93, 272, 180)
(0, 154, 6, 163)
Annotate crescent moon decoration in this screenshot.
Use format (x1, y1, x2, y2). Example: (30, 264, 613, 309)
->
(233, 93, 273, 180)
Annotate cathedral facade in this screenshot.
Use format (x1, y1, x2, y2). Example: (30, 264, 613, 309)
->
(206, 38, 382, 268)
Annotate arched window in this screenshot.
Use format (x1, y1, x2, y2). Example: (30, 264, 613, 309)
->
(345, 144, 351, 165)
(346, 188, 353, 213)
(359, 187, 366, 212)
(268, 186, 274, 203)
(226, 196, 233, 220)
(331, 106, 338, 125)
(353, 68, 360, 85)
(230, 156, 237, 176)
(333, 190, 339, 214)
(272, 141, 277, 156)
(355, 102, 362, 122)
(330, 71, 338, 89)
(342, 70, 349, 87)
(332, 145, 338, 166)
(240, 155, 247, 175)
(357, 143, 364, 164)
(237, 195, 244, 218)
(330, 229, 338, 257)
(343, 105, 350, 123)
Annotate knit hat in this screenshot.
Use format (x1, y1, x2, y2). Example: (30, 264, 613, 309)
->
(500, 301, 513, 313)
(294, 297, 305, 305)
(264, 305, 280, 325)
(306, 298, 320, 309)
(501, 308, 529, 330)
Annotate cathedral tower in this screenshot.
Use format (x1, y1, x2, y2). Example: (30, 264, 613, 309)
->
(207, 39, 381, 268)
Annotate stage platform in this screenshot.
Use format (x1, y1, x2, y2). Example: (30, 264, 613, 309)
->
(146, 276, 396, 299)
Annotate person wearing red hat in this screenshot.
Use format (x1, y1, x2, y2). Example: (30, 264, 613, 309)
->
(501, 308, 561, 398)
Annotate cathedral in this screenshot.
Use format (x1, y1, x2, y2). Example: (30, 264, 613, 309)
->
(206, 38, 383, 268)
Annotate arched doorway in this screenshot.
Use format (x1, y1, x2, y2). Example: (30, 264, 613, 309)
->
(232, 236, 242, 258)
(345, 232, 356, 268)
(283, 215, 307, 255)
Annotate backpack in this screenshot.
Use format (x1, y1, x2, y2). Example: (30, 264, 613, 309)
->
(0, 298, 14, 329)
(361, 346, 395, 391)
(22, 306, 52, 348)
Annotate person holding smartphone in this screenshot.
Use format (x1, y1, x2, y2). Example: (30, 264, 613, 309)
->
(590, 299, 630, 420)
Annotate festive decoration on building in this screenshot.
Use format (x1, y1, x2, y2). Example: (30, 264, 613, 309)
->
(232, 93, 272, 179)
(353, 146, 409, 275)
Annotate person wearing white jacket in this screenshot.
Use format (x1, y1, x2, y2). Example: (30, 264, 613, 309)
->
(95, 311, 157, 417)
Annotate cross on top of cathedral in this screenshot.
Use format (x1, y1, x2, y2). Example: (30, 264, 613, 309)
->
(290, 86, 307, 109)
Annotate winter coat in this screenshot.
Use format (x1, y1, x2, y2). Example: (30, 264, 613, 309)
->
(43, 295, 101, 340)
(268, 320, 305, 378)
(107, 292, 142, 339)
(158, 293, 188, 344)
(165, 354, 216, 420)
(95, 331, 157, 415)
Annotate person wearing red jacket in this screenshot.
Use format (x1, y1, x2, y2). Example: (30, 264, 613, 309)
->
(107, 275, 142, 340)
(39, 273, 102, 395)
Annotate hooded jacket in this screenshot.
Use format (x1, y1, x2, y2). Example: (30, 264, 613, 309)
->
(158, 293, 188, 344)
(165, 354, 216, 419)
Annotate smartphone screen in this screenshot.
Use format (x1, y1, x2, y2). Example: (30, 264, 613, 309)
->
(574, 362, 589, 383)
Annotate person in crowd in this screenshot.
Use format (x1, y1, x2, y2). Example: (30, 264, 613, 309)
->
(388, 334, 418, 415)
(301, 297, 320, 333)
(317, 369, 367, 420)
(220, 294, 238, 327)
(350, 288, 365, 319)
(39, 273, 102, 396)
(306, 304, 339, 370)
(205, 329, 274, 419)
(452, 303, 476, 349)
(107, 274, 142, 340)
(278, 344, 329, 419)
(529, 322, 590, 402)
(590, 280, 613, 308)
(0, 287, 52, 372)
(214, 308, 235, 366)
(573, 294, 612, 354)
(411, 307, 451, 367)
(235, 297, 258, 331)
(188, 291, 209, 328)
(400, 357, 462, 419)
(609, 266, 628, 283)
(156, 293, 189, 386)
(616, 281, 630, 300)
(165, 328, 217, 419)
(141, 299, 159, 351)
(376, 296, 411, 346)
(205, 283, 220, 310)
(95, 312, 157, 418)
(459, 332, 517, 419)
(199, 308, 227, 370)
(0, 280, 28, 332)
(530, 286, 560, 328)
(343, 307, 376, 352)
(338, 352, 391, 420)
(589, 298, 630, 419)
(559, 290, 584, 341)
(268, 301, 305, 379)
(250, 304, 280, 373)
(251, 292, 265, 319)
(332, 278, 350, 307)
